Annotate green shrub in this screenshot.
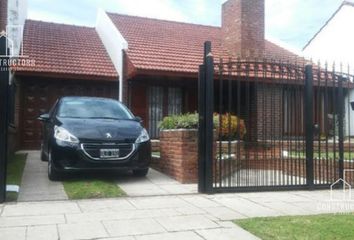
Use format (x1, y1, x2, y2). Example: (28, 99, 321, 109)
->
(159, 113, 219, 130)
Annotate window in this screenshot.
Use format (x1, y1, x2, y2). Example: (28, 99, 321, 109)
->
(148, 87, 163, 139)
(148, 86, 183, 139)
(168, 87, 182, 115)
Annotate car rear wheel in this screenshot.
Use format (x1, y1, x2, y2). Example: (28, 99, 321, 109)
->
(132, 168, 149, 177)
(48, 150, 60, 181)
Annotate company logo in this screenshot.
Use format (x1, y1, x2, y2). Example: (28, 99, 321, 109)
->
(317, 169, 354, 213)
(330, 170, 354, 202)
(106, 133, 112, 139)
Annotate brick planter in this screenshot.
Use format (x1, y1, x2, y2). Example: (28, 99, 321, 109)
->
(156, 129, 241, 184)
(158, 129, 199, 183)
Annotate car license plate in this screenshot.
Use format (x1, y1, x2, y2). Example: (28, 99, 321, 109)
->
(100, 149, 120, 159)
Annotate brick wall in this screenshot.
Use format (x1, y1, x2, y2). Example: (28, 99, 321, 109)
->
(221, 0, 265, 57)
(0, 0, 8, 31)
(253, 84, 283, 140)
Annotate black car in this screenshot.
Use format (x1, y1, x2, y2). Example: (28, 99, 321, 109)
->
(38, 97, 151, 181)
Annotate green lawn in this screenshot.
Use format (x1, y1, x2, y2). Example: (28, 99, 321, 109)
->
(235, 214, 354, 240)
(6, 153, 27, 202)
(63, 178, 126, 200)
(289, 151, 353, 160)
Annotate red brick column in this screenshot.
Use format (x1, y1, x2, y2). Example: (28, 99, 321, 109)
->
(0, 0, 8, 31)
(159, 129, 199, 183)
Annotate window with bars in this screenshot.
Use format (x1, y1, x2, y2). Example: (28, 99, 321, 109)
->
(148, 86, 183, 139)
(168, 87, 182, 116)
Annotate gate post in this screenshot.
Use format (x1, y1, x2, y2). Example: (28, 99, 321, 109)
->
(198, 64, 206, 193)
(0, 36, 9, 203)
(304, 65, 314, 188)
(198, 41, 214, 194)
(338, 77, 344, 180)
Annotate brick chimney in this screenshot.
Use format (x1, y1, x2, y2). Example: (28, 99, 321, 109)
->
(0, 0, 8, 31)
(222, 0, 265, 57)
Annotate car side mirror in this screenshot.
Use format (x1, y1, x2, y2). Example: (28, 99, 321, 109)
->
(134, 116, 143, 123)
(38, 113, 50, 122)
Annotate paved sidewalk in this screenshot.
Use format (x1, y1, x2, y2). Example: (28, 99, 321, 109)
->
(18, 151, 68, 202)
(1, 190, 351, 240)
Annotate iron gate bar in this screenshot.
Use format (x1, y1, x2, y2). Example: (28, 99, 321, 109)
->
(204, 44, 214, 193)
(198, 41, 214, 194)
(305, 65, 314, 188)
(0, 36, 9, 203)
(338, 76, 344, 181)
(324, 63, 329, 183)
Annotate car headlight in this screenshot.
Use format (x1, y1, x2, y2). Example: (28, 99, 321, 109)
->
(54, 126, 79, 144)
(136, 128, 150, 143)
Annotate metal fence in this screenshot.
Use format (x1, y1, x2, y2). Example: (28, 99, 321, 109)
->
(198, 41, 354, 193)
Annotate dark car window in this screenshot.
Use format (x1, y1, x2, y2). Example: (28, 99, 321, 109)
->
(57, 98, 134, 119)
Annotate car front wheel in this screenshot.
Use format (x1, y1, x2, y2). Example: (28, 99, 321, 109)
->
(48, 150, 60, 181)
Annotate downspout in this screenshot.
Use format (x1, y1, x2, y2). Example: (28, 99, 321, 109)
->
(119, 50, 123, 102)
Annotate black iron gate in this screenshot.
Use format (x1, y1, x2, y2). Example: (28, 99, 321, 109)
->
(198, 42, 354, 193)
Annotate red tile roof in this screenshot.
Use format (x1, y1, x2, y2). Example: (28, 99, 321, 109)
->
(15, 20, 118, 81)
(108, 13, 303, 76)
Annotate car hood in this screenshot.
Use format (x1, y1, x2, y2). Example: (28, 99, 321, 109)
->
(56, 117, 143, 142)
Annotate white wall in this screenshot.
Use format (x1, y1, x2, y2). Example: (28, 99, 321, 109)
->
(95, 9, 128, 102)
(7, 0, 27, 57)
(303, 4, 354, 137)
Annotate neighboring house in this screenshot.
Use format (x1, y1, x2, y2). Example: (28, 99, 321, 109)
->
(13, 21, 118, 149)
(1, 0, 27, 153)
(303, 0, 354, 137)
(7, 0, 345, 150)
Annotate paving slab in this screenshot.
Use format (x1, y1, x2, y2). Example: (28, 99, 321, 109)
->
(0, 214, 65, 227)
(103, 219, 166, 237)
(98, 238, 135, 240)
(197, 227, 261, 240)
(128, 196, 191, 209)
(211, 196, 282, 218)
(77, 199, 135, 212)
(18, 151, 68, 202)
(201, 206, 247, 220)
(58, 222, 108, 240)
(1, 201, 80, 216)
(155, 215, 220, 232)
(0, 227, 26, 240)
(118, 169, 197, 196)
(27, 225, 59, 240)
(136, 231, 204, 240)
(66, 208, 180, 223)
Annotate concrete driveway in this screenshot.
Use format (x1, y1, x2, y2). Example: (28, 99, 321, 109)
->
(18, 151, 68, 202)
(17, 151, 197, 202)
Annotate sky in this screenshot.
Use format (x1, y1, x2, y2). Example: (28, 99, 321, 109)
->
(27, 0, 348, 51)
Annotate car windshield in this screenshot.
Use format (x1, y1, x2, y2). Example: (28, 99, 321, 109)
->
(57, 98, 134, 120)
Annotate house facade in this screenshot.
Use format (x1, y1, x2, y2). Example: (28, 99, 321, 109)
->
(5, 0, 346, 150)
(303, 0, 354, 137)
